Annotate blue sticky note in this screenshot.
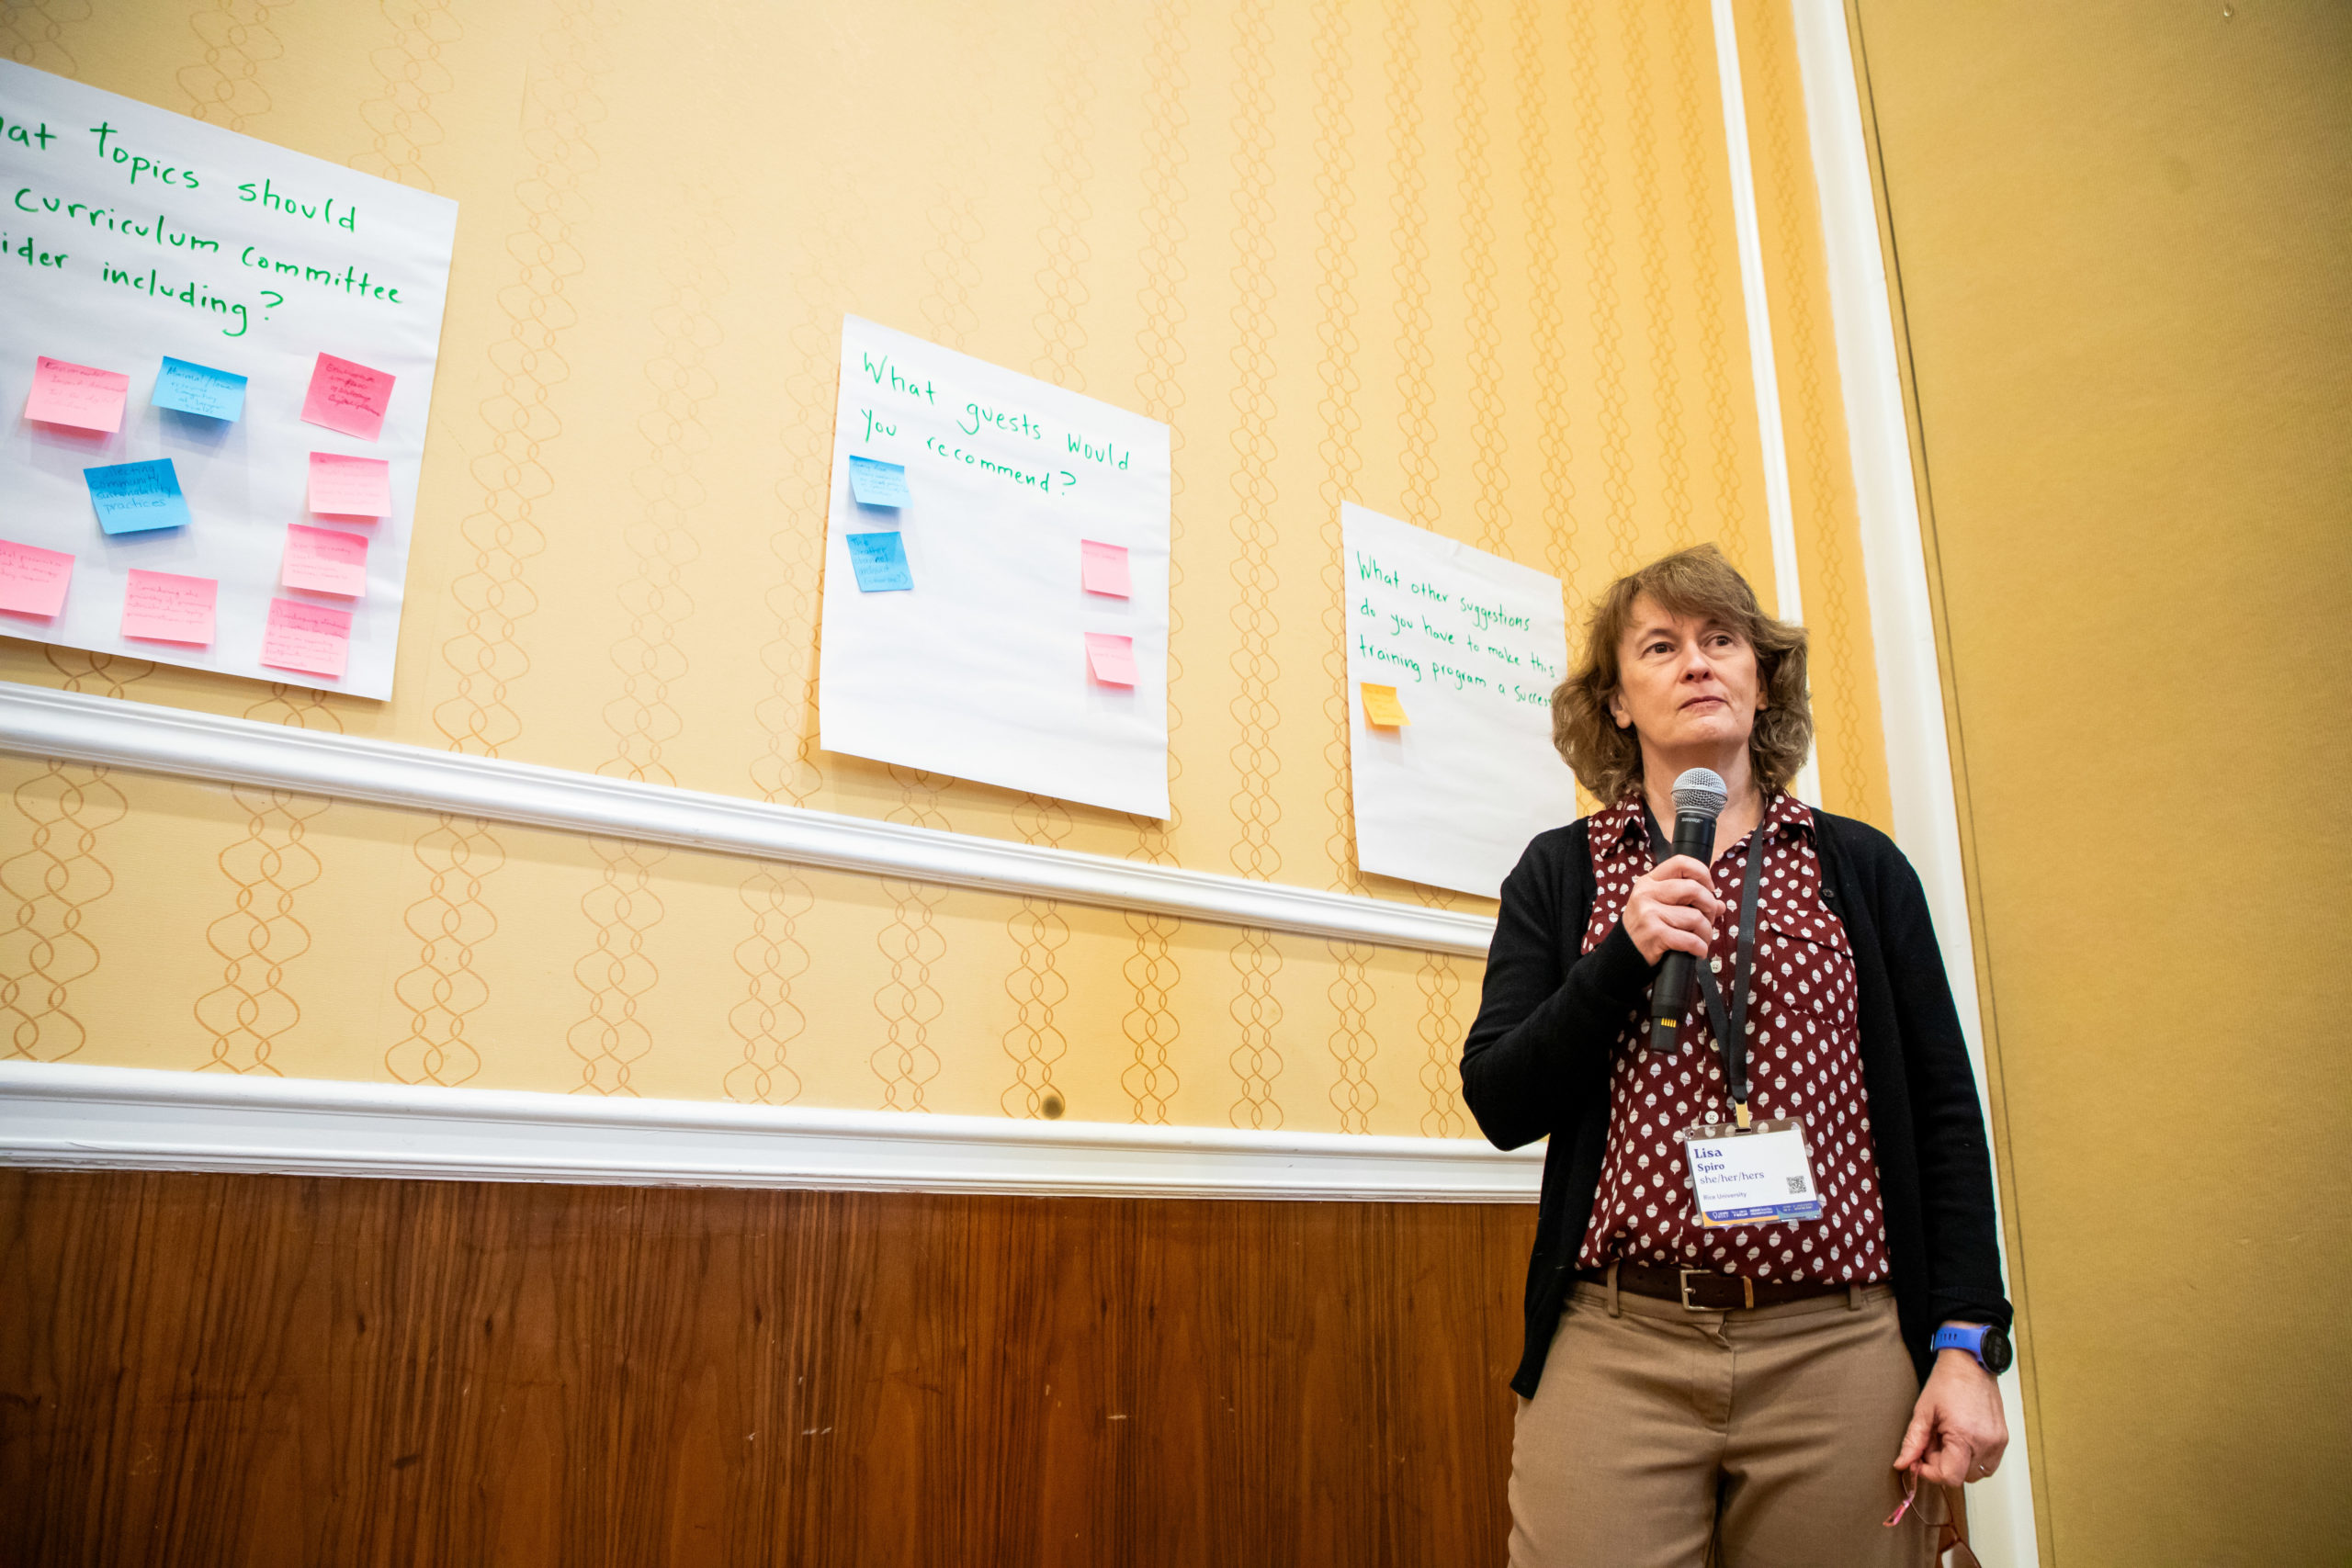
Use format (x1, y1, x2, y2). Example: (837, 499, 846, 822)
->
(846, 530, 912, 592)
(152, 356, 248, 422)
(848, 455, 910, 508)
(85, 458, 192, 535)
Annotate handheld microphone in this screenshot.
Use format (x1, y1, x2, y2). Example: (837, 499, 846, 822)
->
(1646, 767, 1727, 1055)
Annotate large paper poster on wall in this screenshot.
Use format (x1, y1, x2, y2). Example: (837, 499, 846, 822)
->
(0, 60, 457, 699)
(1342, 502, 1576, 897)
(818, 316, 1172, 818)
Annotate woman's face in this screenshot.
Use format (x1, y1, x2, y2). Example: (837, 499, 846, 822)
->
(1606, 593, 1766, 757)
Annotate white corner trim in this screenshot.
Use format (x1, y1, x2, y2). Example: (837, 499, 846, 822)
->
(1790, 4, 2039, 1562)
(1711, 0, 1823, 808)
(0, 682, 1495, 957)
(0, 1061, 1542, 1201)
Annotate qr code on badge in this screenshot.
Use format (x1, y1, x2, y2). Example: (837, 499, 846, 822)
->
(1786, 1176, 1807, 1195)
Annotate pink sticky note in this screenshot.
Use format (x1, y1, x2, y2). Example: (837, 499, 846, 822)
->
(1080, 539, 1132, 598)
(0, 539, 74, 618)
(1084, 631, 1137, 687)
(300, 352, 395, 441)
(282, 524, 370, 597)
(261, 596, 353, 678)
(307, 452, 392, 516)
(121, 568, 217, 645)
(26, 356, 130, 433)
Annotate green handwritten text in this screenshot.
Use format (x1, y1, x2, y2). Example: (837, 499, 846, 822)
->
(962, 400, 1043, 439)
(87, 123, 198, 189)
(1464, 599, 1532, 634)
(13, 186, 220, 253)
(3, 227, 67, 269)
(1356, 634, 1423, 683)
(234, 177, 357, 231)
(922, 434, 1076, 496)
(862, 352, 937, 404)
(1, 114, 57, 152)
(97, 259, 251, 335)
(1065, 432, 1129, 468)
(235, 243, 401, 302)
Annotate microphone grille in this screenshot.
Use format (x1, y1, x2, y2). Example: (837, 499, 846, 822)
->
(1671, 768, 1728, 818)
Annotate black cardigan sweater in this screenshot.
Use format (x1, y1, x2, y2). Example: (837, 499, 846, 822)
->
(1462, 807, 2012, 1396)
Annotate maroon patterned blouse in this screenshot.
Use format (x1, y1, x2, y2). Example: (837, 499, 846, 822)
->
(1574, 789, 1891, 1282)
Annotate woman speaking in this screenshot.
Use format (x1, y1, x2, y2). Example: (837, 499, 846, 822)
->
(1462, 545, 2012, 1566)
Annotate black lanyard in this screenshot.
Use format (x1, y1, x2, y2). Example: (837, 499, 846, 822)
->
(1645, 810, 1768, 1116)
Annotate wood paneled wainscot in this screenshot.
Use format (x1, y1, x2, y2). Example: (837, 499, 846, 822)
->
(0, 1170, 1534, 1566)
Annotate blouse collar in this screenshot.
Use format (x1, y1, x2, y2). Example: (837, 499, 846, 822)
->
(1594, 784, 1815, 863)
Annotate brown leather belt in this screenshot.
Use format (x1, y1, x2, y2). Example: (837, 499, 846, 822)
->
(1579, 1261, 1849, 1312)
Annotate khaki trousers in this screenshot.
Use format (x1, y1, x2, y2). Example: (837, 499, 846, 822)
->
(1509, 1280, 1939, 1568)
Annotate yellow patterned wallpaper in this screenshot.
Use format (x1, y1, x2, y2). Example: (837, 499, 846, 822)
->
(0, 0, 1889, 1133)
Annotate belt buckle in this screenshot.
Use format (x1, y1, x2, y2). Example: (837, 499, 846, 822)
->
(1678, 1268, 1757, 1311)
(1678, 1268, 1708, 1312)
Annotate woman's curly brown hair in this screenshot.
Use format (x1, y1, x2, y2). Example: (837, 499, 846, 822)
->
(1550, 544, 1813, 805)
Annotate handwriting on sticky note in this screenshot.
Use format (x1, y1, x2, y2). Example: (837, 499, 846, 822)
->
(153, 356, 248, 422)
(261, 596, 353, 678)
(300, 352, 395, 441)
(0, 539, 74, 618)
(282, 524, 370, 597)
(308, 452, 392, 517)
(848, 455, 910, 508)
(1361, 682, 1410, 728)
(27, 355, 130, 433)
(1080, 539, 1131, 598)
(845, 530, 913, 592)
(121, 568, 216, 644)
(85, 459, 192, 535)
(1084, 631, 1137, 687)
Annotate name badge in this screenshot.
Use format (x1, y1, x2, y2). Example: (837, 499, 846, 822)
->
(1677, 1118, 1824, 1226)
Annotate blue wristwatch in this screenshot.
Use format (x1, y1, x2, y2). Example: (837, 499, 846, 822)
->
(1931, 1322, 2013, 1376)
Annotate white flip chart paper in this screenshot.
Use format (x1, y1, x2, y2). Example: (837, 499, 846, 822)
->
(818, 317, 1172, 818)
(1342, 502, 1577, 897)
(0, 59, 457, 699)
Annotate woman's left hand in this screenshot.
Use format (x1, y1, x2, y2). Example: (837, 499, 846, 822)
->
(1894, 1346, 2009, 1486)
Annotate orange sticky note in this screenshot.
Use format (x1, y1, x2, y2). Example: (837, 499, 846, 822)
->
(261, 596, 353, 678)
(26, 355, 130, 433)
(1080, 539, 1131, 597)
(0, 539, 74, 618)
(1361, 682, 1409, 728)
(307, 452, 392, 516)
(1084, 631, 1137, 687)
(300, 352, 395, 441)
(121, 568, 216, 645)
(282, 524, 369, 597)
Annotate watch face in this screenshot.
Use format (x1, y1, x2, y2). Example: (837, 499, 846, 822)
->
(1982, 1325, 2014, 1376)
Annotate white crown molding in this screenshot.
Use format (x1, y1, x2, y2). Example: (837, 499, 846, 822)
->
(0, 1062, 1542, 1202)
(0, 682, 1496, 956)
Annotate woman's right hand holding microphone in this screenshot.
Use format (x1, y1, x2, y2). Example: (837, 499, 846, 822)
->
(1622, 855, 1725, 966)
